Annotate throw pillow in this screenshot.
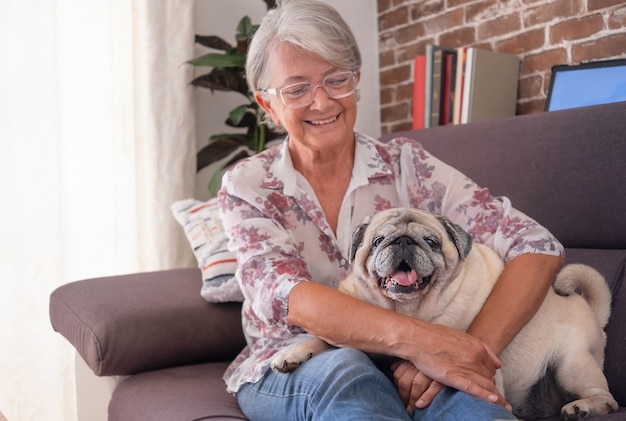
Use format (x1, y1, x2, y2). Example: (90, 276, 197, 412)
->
(171, 198, 244, 302)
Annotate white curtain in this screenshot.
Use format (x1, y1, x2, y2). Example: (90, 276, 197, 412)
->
(0, 1, 197, 419)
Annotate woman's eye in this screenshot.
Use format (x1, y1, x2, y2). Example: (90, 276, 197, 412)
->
(283, 84, 310, 97)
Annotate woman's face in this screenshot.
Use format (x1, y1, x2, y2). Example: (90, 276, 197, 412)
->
(256, 43, 359, 154)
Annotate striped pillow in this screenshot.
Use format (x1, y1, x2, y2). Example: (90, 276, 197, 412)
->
(171, 198, 243, 302)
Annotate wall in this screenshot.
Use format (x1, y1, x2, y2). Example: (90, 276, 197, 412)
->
(377, 0, 626, 134)
(194, 0, 380, 200)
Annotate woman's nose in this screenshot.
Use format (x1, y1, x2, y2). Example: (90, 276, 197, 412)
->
(309, 84, 333, 109)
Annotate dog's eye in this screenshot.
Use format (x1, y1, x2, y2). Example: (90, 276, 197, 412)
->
(425, 237, 440, 251)
(372, 236, 384, 248)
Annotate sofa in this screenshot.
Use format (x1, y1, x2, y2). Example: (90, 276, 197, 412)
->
(50, 100, 626, 421)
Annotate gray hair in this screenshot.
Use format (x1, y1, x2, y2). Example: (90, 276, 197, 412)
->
(246, 0, 362, 132)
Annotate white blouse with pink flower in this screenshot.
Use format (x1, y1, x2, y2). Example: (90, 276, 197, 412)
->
(217, 132, 564, 394)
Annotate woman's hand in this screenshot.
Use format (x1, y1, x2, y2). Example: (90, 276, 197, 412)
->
(391, 360, 444, 413)
(402, 323, 511, 412)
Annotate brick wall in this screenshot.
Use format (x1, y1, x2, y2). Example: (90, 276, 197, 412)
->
(377, 0, 626, 134)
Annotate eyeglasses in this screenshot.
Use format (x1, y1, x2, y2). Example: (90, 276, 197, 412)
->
(260, 71, 357, 109)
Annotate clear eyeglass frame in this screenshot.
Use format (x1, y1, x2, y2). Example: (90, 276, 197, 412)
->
(260, 70, 357, 109)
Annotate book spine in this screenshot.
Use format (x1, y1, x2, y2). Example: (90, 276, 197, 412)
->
(412, 55, 426, 130)
(453, 47, 466, 125)
(460, 47, 476, 124)
(430, 49, 444, 128)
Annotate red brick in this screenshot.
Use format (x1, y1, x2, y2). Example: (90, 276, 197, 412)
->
(477, 12, 522, 40)
(439, 27, 476, 48)
(394, 22, 426, 45)
(588, 0, 626, 10)
(466, 0, 501, 24)
(396, 83, 414, 101)
(379, 50, 396, 68)
(410, 0, 445, 21)
(496, 29, 545, 55)
(608, 5, 626, 29)
(380, 87, 393, 106)
(572, 32, 626, 62)
(396, 41, 434, 63)
(448, 0, 475, 9)
(419, 9, 464, 38)
(518, 74, 543, 99)
(380, 64, 412, 86)
(521, 48, 568, 74)
(551, 15, 604, 43)
(524, 0, 585, 27)
(381, 102, 411, 124)
(379, 6, 409, 32)
(378, 0, 391, 14)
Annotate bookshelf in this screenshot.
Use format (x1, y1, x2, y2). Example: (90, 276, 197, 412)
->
(413, 46, 521, 129)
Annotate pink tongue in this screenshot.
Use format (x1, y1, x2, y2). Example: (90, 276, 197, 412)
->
(392, 270, 418, 286)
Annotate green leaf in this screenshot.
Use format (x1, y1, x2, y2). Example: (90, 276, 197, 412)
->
(236, 16, 258, 41)
(186, 52, 246, 68)
(194, 35, 232, 51)
(228, 105, 251, 125)
(191, 68, 249, 97)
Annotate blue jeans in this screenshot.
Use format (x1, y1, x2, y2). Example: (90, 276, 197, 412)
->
(237, 348, 517, 421)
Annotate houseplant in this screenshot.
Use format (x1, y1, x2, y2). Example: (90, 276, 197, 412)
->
(188, 0, 278, 195)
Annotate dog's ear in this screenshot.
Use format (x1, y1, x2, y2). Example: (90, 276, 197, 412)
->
(437, 216, 473, 259)
(349, 217, 370, 263)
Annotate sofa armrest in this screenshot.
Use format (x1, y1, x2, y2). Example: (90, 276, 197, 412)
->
(50, 268, 245, 376)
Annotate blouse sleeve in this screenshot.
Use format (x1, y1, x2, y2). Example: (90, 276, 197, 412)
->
(399, 139, 564, 261)
(217, 171, 309, 338)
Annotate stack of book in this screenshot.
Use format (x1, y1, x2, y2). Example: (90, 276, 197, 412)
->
(413, 45, 521, 129)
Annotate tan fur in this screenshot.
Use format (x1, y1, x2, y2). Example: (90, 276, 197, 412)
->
(271, 208, 618, 419)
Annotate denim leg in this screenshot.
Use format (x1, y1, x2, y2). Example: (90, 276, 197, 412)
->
(412, 388, 518, 421)
(237, 348, 412, 421)
(237, 347, 517, 421)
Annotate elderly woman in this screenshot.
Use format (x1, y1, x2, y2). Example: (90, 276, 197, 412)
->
(217, 1, 564, 420)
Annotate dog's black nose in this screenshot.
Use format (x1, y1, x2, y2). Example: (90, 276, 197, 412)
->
(393, 236, 417, 247)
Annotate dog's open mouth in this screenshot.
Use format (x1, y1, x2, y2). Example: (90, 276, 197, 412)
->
(378, 261, 432, 292)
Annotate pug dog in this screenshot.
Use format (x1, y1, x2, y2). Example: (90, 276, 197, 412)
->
(270, 208, 618, 420)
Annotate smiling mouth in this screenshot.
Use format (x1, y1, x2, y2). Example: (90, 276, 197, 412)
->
(377, 262, 432, 292)
(308, 114, 339, 125)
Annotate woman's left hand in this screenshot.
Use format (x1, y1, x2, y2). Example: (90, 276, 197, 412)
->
(391, 359, 445, 413)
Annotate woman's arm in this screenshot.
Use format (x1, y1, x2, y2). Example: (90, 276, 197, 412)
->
(467, 252, 563, 354)
(286, 280, 510, 409)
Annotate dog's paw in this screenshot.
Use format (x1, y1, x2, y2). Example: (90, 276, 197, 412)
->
(561, 395, 618, 420)
(271, 346, 314, 374)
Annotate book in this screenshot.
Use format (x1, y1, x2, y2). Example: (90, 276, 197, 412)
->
(429, 49, 444, 127)
(424, 45, 456, 128)
(453, 47, 467, 125)
(441, 50, 457, 125)
(459, 48, 521, 124)
(412, 55, 426, 130)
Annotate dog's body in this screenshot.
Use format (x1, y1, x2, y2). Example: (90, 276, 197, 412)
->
(271, 208, 618, 420)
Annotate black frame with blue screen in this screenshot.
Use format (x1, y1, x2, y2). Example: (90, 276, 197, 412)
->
(544, 58, 626, 111)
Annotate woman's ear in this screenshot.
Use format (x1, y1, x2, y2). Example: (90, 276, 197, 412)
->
(255, 91, 280, 126)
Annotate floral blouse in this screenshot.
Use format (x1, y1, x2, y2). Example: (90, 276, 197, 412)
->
(217, 132, 564, 394)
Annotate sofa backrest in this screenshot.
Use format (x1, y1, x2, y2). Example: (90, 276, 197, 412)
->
(381, 101, 626, 405)
(382, 101, 626, 250)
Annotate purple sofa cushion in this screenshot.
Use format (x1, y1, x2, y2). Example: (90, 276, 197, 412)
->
(49, 268, 245, 376)
(108, 362, 247, 421)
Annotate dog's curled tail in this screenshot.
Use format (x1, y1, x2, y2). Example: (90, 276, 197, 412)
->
(553, 264, 612, 328)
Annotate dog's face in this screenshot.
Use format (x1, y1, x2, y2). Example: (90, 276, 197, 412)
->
(349, 208, 473, 302)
